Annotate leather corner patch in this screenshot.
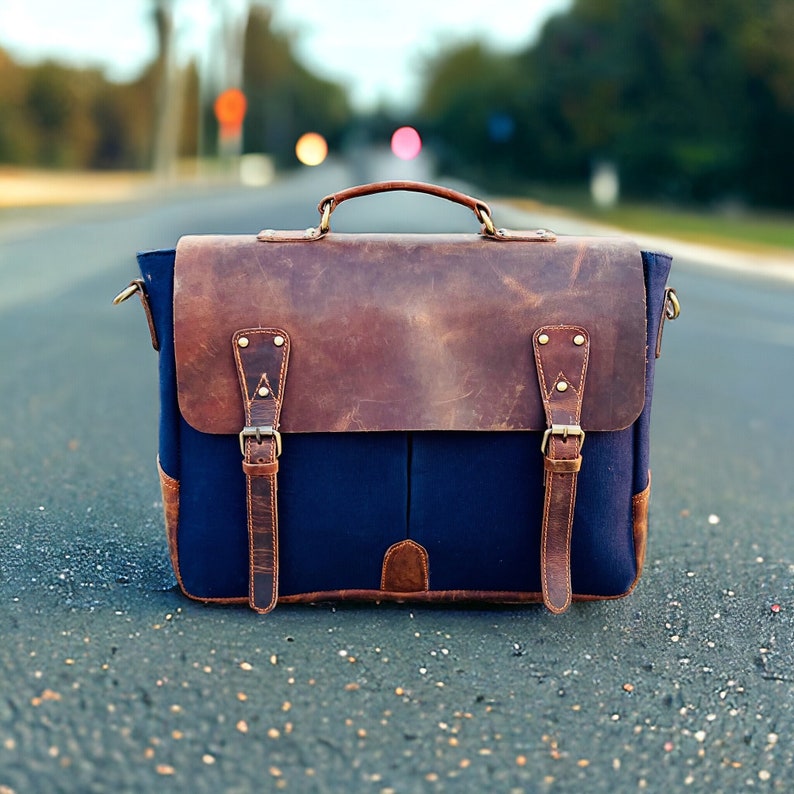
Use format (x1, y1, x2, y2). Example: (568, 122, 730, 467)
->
(157, 457, 183, 590)
(381, 540, 429, 593)
(632, 472, 652, 580)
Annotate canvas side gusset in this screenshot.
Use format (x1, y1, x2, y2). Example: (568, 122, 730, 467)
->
(136, 249, 180, 481)
(633, 251, 674, 492)
(137, 249, 194, 597)
(138, 248, 252, 602)
(622, 251, 675, 592)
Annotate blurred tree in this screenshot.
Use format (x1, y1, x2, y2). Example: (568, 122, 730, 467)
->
(241, 4, 352, 166)
(524, 0, 767, 201)
(89, 76, 157, 170)
(737, 0, 794, 206)
(0, 48, 37, 163)
(418, 42, 527, 187)
(23, 61, 104, 168)
(0, 45, 159, 171)
(417, 0, 794, 207)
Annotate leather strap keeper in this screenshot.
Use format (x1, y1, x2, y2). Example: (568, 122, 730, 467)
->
(544, 456, 583, 474)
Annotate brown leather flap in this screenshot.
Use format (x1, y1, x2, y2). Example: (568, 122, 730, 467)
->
(174, 234, 647, 434)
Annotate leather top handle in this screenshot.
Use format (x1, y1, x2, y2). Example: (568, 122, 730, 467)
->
(317, 181, 495, 235)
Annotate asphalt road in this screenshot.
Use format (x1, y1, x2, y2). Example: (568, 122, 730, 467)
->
(0, 163, 792, 793)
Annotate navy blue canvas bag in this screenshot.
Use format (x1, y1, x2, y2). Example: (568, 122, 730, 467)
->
(115, 181, 679, 614)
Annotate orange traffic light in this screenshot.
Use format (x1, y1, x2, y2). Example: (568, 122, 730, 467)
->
(214, 89, 247, 130)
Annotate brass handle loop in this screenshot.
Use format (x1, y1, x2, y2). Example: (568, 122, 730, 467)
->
(317, 181, 496, 235)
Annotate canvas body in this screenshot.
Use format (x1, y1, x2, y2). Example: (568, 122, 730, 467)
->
(132, 223, 673, 612)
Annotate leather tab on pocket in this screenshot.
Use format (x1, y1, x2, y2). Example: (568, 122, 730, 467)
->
(381, 540, 429, 592)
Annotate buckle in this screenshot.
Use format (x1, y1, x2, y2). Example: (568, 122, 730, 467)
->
(541, 424, 585, 455)
(239, 426, 282, 457)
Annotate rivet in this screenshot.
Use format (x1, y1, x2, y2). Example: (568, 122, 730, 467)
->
(573, 334, 585, 346)
(237, 336, 249, 348)
(556, 381, 569, 393)
(273, 335, 285, 347)
(258, 387, 270, 398)
(538, 333, 550, 345)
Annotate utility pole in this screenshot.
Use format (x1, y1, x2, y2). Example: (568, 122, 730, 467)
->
(151, 0, 186, 180)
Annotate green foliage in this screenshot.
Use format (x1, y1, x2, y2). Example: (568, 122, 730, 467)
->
(418, 43, 527, 184)
(242, 4, 352, 166)
(0, 4, 351, 173)
(0, 50, 35, 163)
(0, 45, 165, 170)
(416, 0, 794, 208)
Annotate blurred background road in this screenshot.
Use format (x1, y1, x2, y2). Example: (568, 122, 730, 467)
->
(1, 2, 793, 792)
(0, 159, 792, 793)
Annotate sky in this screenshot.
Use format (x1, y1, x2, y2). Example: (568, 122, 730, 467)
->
(0, 0, 571, 111)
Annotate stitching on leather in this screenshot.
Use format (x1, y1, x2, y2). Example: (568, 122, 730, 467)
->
(415, 541, 429, 589)
(534, 324, 588, 402)
(561, 468, 576, 609)
(381, 542, 398, 589)
(157, 457, 190, 599)
(632, 486, 650, 511)
(381, 540, 429, 591)
(246, 462, 256, 606)
(269, 470, 278, 609)
(159, 476, 178, 493)
(540, 469, 554, 604)
(574, 331, 589, 423)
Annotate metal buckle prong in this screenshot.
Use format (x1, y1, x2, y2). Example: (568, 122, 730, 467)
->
(239, 426, 282, 457)
(541, 424, 585, 455)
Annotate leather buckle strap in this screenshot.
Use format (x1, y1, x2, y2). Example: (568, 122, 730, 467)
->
(232, 329, 290, 614)
(541, 424, 585, 455)
(533, 326, 590, 614)
(239, 426, 282, 456)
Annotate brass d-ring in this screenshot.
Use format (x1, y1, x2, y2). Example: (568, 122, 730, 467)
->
(476, 205, 496, 235)
(319, 201, 333, 233)
(665, 288, 681, 320)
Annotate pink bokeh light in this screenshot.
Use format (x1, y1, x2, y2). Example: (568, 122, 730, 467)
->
(390, 126, 422, 160)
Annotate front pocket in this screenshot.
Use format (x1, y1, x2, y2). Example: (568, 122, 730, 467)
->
(278, 433, 410, 595)
(408, 431, 542, 592)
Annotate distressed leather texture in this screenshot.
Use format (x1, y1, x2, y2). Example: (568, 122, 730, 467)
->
(157, 457, 181, 589)
(173, 234, 647, 436)
(381, 540, 430, 592)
